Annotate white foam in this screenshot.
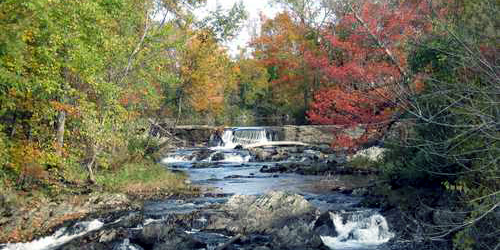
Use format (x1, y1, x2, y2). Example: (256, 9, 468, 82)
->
(3, 220, 104, 250)
(219, 128, 269, 149)
(143, 218, 162, 226)
(350, 146, 386, 162)
(160, 150, 198, 164)
(321, 211, 394, 250)
(218, 153, 250, 163)
(161, 155, 191, 164)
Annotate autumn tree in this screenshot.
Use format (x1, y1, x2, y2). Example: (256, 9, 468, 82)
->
(306, 0, 431, 150)
(177, 30, 237, 125)
(250, 13, 309, 124)
(0, 0, 204, 186)
(196, 1, 248, 42)
(380, 1, 499, 248)
(225, 57, 270, 125)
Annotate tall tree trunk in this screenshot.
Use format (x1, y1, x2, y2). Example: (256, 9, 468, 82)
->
(57, 64, 70, 156)
(174, 95, 182, 127)
(56, 111, 66, 156)
(86, 144, 97, 184)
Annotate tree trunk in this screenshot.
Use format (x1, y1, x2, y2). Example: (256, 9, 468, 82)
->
(86, 144, 97, 184)
(56, 111, 66, 156)
(174, 95, 182, 127)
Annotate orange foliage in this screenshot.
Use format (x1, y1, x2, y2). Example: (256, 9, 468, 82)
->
(50, 101, 79, 117)
(307, 0, 432, 150)
(251, 12, 316, 106)
(181, 31, 236, 115)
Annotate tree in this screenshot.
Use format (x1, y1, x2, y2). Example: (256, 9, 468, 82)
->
(178, 30, 237, 124)
(196, 1, 248, 42)
(225, 57, 270, 125)
(0, 0, 202, 186)
(381, 1, 499, 248)
(251, 11, 322, 124)
(306, 0, 431, 150)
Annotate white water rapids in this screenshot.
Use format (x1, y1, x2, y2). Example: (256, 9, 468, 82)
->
(3, 126, 396, 250)
(220, 127, 269, 149)
(320, 211, 394, 249)
(162, 127, 268, 164)
(161, 126, 395, 249)
(161, 150, 251, 164)
(1, 220, 104, 250)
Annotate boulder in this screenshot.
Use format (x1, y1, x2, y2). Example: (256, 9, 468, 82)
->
(193, 148, 213, 161)
(349, 146, 386, 162)
(210, 152, 225, 162)
(137, 222, 205, 250)
(217, 192, 317, 233)
(272, 217, 327, 250)
(211, 191, 323, 249)
(112, 239, 144, 250)
(313, 212, 337, 237)
(250, 148, 274, 162)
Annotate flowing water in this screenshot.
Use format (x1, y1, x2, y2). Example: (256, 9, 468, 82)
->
(1, 220, 104, 250)
(219, 127, 271, 149)
(2, 127, 396, 250)
(159, 127, 396, 249)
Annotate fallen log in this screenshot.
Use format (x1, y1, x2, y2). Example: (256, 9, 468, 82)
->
(216, 234, 242, 250)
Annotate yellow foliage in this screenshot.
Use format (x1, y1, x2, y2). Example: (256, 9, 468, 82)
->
(181, 30, 237, 116)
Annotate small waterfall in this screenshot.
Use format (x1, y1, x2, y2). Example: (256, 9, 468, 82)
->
(321, 210, 394, 249)
(160, 148, 251, 165)
(2, 220, 104, 250)
(161, 150, 196, 164)
(203, 151, 250, 163)
(221, 129, 235, 148)
(219, 127, 269, 148)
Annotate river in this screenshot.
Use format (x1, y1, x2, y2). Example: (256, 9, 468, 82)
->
(2, 127, 399, 250)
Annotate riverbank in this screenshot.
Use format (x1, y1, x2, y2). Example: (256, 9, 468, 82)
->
(0, 161, 199, 244)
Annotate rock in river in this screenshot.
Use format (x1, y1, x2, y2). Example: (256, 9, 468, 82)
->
(208, 191, 329, 250)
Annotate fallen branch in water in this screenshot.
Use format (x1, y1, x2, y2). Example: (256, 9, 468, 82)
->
(216, 234, 242, 250)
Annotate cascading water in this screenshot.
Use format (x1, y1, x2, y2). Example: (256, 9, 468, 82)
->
(219, 127, 269, 149)
(1, 220, 104, 250)
(161, 149, 197, 164)
(320, 210, 394, 250)
(4, 124, 402, 250)
(205, 151, 251, 163)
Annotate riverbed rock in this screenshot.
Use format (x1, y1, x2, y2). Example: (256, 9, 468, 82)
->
(208, 191, 325, 249)
(272, 217, 326, 250)
(114, 212, 143, 228)
(348, 146, 386, 162)
(191, 162, 213, 168)
(193, 148, 213, 161)
(137, 222, 205, 250)
(210, 151, 225, 161)
(313, 212, 338, 237)
(112, 238, 144, 250)
(259, 160, 339, 175)
(250, 148, 274, 161)
(99, 229, 118, 243)
(86, 193, 137, 212)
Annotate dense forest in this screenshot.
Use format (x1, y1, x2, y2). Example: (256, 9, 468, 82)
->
(0, 0, 498, 248)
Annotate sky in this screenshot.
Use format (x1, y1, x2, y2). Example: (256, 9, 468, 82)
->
(195, 0, 283, 56)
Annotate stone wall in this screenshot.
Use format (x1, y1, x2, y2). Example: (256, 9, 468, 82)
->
(161, 125, 346, 147)
(280, 125, 339, 146)
(153, 125, 217, 147)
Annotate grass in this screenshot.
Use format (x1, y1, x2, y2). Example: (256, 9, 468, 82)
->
(95, 161, 196, 198)
(0, 160, 197, 243)
(346, 155, 380, 171)
(309, 173, 378, 192)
